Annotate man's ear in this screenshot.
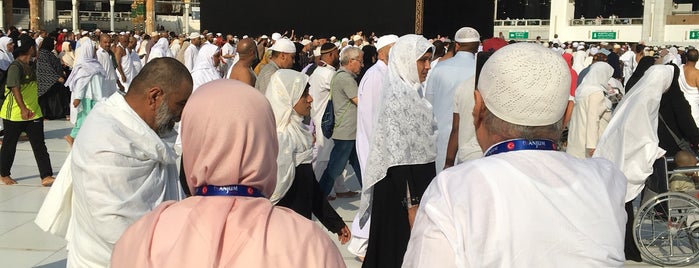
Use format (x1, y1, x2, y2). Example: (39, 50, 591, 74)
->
(145, 87, 162, 110)
(473, 89, 486, 130)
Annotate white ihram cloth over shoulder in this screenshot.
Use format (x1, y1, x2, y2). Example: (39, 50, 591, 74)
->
(183, 44, 199, 72)
(356, 59, 387, 176)
(594, 65, 672, 202)
(566, 62, 613, 159)
(191, 43, 221, 91)
(308, 63, 336, 162)
(265, 70, 313, 203)
(679, 65, 699, 127)
(66, 38, 107, 124)
(452, 76, 482, 163)
(66, 93, 182, 267)
(403, 150, 627, 267)
(147, 37, 173, 63)
(358, 35, 436, 227)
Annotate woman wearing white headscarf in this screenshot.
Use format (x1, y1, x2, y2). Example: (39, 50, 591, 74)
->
(64, 38, 106, 145)
(265, 69, 350, 244)
(593, 64, 675, 261)
(566, 62, 614, 159)
(146, 37, 172, 63)
(0, 36, 14, 73)
(359, 34, 436, 267)
(191, 43, 222, 90)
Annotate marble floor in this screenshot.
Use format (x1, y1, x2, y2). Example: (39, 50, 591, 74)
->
(0, 119, 685, 267)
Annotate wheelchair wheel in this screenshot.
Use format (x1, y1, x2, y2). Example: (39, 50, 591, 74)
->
(634, 192, 699, 266)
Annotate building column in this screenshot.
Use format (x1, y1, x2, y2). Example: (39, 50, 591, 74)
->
(43, 0, 56, 30)
(183, 0, 189, 34)
(72, 0, 79, 31)
(641, 0, 672, 43)
(145, 0, 154, 33)
(548, 0, 575, 41)
(0, 0, 4, 32)
(29, 0, 42, 31)
(3, 0, 10, 33)
(109, 0, 115, 31)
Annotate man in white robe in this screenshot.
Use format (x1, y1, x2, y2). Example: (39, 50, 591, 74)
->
(184, 32, 202, 72)
(425, 27, 479, 172)
(404, 43, 626, 267)
(308, 43, 355, 196)
(64, 58, 193, 267)
(97, 34, 123, 92)
(679, 48, 699, 127)
(350, 34, 397, 259)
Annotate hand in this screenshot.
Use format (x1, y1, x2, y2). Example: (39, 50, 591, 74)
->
(337, 225, 351, 245)
(57, 77, 65, 83)
(586, 148, 595, 157)
(20, 108, 34, 120)
(121, 76, 126, 83)
(73, 99, 80, 108)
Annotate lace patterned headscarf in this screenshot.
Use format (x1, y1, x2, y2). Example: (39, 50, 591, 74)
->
(358, 34, 436, 227)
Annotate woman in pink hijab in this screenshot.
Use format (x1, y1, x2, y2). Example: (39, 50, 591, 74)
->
(111, 79, 346, 268)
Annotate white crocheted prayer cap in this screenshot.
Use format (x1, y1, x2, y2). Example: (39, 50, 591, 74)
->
(454, 27, 480, 43)
(478, 43, 570, 126)
(376, 34, 398, 51)
(271, 38, 296, 53)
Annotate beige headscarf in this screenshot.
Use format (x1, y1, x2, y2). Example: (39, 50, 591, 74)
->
(111, 79, 345, 268)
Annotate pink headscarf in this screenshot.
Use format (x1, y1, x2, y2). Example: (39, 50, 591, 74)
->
(111, 80, 346, 268)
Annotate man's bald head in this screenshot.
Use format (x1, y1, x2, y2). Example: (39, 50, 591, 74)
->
(127, 57, 193, 96)
(236, 38, 256, 56)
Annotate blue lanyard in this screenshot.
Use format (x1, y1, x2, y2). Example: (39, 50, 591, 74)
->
(484, 139, 557, 157)
(194, 185, 265, 198)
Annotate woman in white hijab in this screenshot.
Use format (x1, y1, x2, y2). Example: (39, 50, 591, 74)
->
(191, 43, 222, 90)
(359, 34, 436, 267)
(64, 38, 106, 145)
(593, 64, 675, 261)
(0, 36, 14, 73)
(147, 37, 172, 63)
(265, 69, 350, 244)
(566, 62, 614, 159)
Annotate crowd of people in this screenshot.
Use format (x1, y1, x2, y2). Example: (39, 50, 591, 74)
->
(0, 23, 690, 267)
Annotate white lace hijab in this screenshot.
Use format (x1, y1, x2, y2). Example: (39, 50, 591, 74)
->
(265, 69, 313, 203)
(576, 62, 613, 99)
(358, 34, 436, 227)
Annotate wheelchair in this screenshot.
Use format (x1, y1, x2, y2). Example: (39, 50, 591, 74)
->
(633, 156, 699, 266)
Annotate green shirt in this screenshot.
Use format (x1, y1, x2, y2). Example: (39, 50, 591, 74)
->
(0, 61, 41, 121)
(330, 69, 358, 140)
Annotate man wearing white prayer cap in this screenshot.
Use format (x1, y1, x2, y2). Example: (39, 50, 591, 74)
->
(350, 34, 398, 260)
(425, 26, 481, 172)
(404, 43, 626, 267)
(254, 38, 295, 94)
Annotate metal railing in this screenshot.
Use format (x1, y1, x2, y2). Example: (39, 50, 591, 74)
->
(570, 18, 643, 26)
(494, 19, 550, 27)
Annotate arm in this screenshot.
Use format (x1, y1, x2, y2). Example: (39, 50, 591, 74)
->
(10, 86, 33, 120)
(5, 65, 33, 119)
(444, 113, 460, 169)
(670, 89, 699, 146)
(340, 74, 359, 105)
(114, 47, 127, 83)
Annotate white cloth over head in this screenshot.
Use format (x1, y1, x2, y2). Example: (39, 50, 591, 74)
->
(265, 69, 313, 203)
(190, 43, 221, 91)
(147, 37, 173, 63)
(358, 34, 436, 227)
(0, 36, 14, 70)
(594, 65, 673, 202)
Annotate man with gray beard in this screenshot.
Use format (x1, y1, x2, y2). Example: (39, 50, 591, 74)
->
(63, 58, 193, 267)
